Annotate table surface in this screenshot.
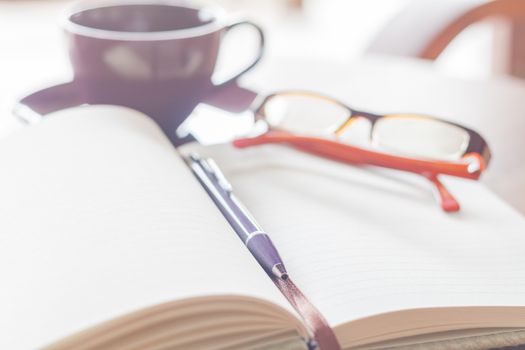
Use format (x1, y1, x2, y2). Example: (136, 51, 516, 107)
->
(1, 1, 525, 214)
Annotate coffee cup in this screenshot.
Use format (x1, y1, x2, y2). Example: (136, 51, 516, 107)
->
(16, 0, 264, 141)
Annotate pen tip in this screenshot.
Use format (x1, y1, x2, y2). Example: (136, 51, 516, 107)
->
(272, 263, 289, 280)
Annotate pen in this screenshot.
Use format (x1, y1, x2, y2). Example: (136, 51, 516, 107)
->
(187, 153, 288, 280)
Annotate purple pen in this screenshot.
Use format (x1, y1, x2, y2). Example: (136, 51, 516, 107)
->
(188, 154, 288, 280)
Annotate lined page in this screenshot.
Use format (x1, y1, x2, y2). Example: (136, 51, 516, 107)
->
(0, 107, 297, 350)
(181, 143, 525, 328)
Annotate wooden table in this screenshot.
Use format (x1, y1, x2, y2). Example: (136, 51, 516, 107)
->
(1, 1, 524, 214)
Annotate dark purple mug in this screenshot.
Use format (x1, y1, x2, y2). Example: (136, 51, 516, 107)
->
(16, 0, 264, 141)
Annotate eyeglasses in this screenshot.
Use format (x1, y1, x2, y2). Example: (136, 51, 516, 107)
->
(233, 91, 491, 212)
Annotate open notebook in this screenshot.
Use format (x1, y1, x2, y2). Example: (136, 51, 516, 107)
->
(1, 105, 525, 350)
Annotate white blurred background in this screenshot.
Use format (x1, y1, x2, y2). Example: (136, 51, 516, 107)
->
(0, 0, 496, 138)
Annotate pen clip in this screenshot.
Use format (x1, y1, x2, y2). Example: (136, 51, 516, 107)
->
(196, 158, 233, 193)
(189, 153, 233, 193)
(205, 158, 233, 193)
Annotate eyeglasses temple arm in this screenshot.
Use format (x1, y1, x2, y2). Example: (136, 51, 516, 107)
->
(233, 131, 294, 148)
(235, 134, 463, 212)
(235, 134, 478, 178)
(421, 172, 460, 212)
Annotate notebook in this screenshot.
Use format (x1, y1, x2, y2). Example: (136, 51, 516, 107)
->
(1, 105, 525, 350)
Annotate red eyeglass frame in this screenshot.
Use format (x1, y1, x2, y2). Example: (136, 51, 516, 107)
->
(233, 91, 491, 213)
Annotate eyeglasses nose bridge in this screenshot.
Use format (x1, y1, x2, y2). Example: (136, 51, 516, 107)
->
(334, 110, 377, 137)
(334, 116, 356, 136)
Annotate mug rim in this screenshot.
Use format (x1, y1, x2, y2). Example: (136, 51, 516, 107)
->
(62, 0, 228, 41)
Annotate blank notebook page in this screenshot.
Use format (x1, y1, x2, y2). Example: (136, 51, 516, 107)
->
(182, 144, 525, 329)
(0, 107, 295, 350)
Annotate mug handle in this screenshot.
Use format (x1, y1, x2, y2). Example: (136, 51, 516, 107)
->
(213, 20, 265, 87)
(13, 81, 83, 123)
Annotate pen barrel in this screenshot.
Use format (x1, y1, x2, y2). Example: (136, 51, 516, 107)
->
(246, 233, 285, 277)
